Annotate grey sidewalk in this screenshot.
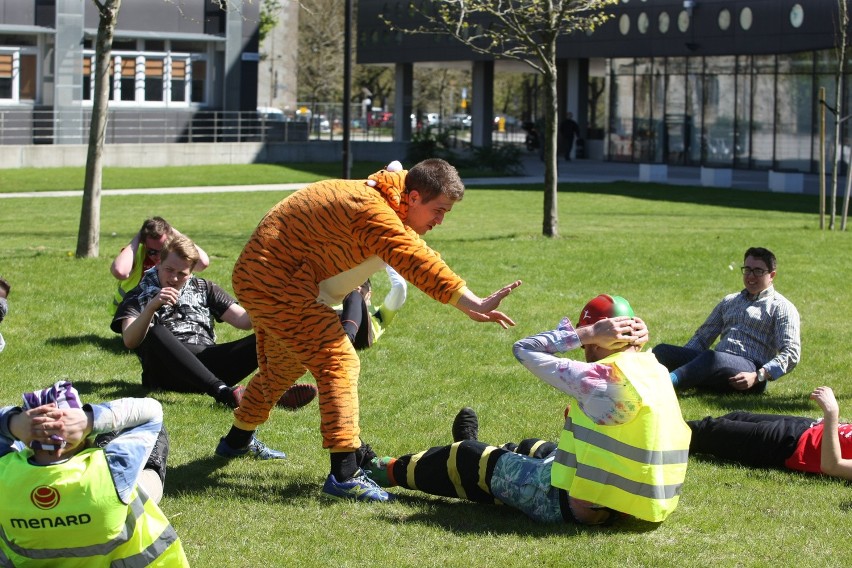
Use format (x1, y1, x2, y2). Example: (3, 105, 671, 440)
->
(0, 155, 823, 198)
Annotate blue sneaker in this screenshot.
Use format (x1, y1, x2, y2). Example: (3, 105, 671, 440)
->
(322, 468, 392, 502)
(215, 435, 287, 460)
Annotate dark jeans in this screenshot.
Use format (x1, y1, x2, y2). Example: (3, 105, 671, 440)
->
(136, 324, 257, 396)
(652, 344, 766, 393)
(688, 412, 813, 468)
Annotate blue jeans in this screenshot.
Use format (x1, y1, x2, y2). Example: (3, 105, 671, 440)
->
(652, 344, 766, 393)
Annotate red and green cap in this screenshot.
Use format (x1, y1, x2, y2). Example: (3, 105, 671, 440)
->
(578, 294, 634, 327)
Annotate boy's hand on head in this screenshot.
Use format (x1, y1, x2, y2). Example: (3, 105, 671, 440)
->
(629, 317, 649, 346)
(586, 317, 635, 350)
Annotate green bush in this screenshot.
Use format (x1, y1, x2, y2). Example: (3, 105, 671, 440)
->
(406, 126, 458, 164)
(465, 143, 523, 175)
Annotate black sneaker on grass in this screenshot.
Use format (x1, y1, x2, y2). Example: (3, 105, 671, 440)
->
(452, 407, 479, 442)
(215, 435, 286, 460)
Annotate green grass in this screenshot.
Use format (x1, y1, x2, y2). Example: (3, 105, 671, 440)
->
(0, 162, 511, 192)
(1, 178, 851, 567)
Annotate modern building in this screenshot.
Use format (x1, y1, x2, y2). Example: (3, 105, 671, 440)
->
(357, 0, 851, 173)
(0, 0, 265, 145)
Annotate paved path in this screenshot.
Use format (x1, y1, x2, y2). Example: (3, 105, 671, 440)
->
(1, 155, 823, 198)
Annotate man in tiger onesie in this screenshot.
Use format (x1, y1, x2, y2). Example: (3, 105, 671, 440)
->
(216, 158, 522, 502)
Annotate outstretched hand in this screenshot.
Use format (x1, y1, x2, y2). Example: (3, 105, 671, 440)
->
(478, 280, 522, 314)
(811, 386, 839, 419)
(464, 309, 516, 329)
(455, 280, 521, 328)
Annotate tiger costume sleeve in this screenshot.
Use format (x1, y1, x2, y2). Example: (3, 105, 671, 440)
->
(234, 169, 466, 310)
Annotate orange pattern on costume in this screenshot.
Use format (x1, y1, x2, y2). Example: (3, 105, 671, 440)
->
(231, 169, 466, 451)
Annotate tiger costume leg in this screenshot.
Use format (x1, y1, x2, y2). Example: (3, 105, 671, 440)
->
(233, 291, 362, 452)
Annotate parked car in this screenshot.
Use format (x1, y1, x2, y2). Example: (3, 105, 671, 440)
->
(256, 107, 287, 122)
(449, 113, 472, 128)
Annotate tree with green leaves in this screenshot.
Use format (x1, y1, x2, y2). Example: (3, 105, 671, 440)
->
(383, 0, 616, 237)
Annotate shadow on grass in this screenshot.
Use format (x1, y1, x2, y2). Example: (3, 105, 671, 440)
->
(46, 334, 128, 355)
(678, 390, 817, 415)
(166, 457, 317, 504)
(487, 182, 816, 215)
(68, 379, 147, 399)
(375, 493, 661, 536)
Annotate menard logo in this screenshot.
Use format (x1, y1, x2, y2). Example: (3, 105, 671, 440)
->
(10, 514, 92, 529)
(30, 486, 60, 510)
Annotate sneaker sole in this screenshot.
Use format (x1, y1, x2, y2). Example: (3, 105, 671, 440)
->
(277, 384, 318, 410)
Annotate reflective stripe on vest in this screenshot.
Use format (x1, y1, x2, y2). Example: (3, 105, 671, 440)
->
(550, 351, 691, 522)
(0, 449, 188, 567)
(554, 418, 688, 500)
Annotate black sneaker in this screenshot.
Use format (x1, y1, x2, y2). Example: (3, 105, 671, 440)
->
(215, 385, 245, 409)
(355, 439, 377, 469)
(452, 407, 479, 442)
(145, 426, 170, 485)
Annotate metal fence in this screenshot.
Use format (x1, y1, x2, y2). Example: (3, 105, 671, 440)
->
(0, 106, 527, 146)
(0, 109, 319, 145)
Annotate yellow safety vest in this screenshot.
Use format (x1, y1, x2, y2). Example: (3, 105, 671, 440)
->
(111, 243, 146, 314)
(0, 448, 188, 567)
(551, 351, 691, 523)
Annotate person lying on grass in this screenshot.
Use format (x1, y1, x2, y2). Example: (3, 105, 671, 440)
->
(367, 294, 691, 525)
(688, 386, 852, 480)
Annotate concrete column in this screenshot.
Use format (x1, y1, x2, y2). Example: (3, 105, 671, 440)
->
(393, 62, 413, 142)
(471, 60, 494, 147)
(54, 0, 84, 144)
(223, 7, 242, 111)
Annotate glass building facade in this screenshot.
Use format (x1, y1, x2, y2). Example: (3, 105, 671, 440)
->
(606, 50, 846, 173)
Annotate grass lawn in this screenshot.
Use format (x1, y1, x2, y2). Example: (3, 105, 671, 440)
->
(1, 177, 851, 566)
(0, 162, 509, 192)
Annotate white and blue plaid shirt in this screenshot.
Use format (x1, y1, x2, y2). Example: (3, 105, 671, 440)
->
(684, 286, 801, 380)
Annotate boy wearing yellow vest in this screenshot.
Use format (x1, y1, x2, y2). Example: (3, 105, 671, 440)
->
(366, 295, 691, 524)
(0, 381, 188, 566)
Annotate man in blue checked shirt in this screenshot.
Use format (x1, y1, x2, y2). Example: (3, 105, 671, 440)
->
(653, 247, 801, 394)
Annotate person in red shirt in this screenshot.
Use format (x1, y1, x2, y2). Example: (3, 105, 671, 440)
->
(688, 386, 852, 480)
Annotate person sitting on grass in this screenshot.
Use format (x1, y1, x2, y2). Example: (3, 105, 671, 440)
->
(688, 386, 852, 480)
(367, 294, 691, 525)
(0, 380, 188, 566)
(653, 246, 800, 394)
(110, 216, 209, 315)
(112, 234, 317, 413)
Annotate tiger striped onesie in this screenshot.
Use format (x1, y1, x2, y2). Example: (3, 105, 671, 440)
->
(231, 168, 467, 452)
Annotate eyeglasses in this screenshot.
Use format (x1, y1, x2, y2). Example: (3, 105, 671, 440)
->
(740, 266, 769, 276)
(146, 248, 161, 258)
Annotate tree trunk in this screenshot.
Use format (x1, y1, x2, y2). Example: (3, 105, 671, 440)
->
(76, 0, 121, 258)
(831, 0, 849, 231)
(541, 45, 559, 238)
